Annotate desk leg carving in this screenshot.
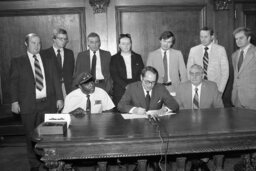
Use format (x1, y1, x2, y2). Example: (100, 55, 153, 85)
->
(98, 161, 107, 171)
(44, 160, 65, 171)
(137, 159, 147, 171)
(213, 154, 224, 171)
(176, 157, 186, 171)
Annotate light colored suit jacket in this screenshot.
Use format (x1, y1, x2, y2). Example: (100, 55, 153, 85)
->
(175, 80, 223, 109)
(146, 48, 187, 92)
(232, 44, 256, 110)
(187, 43, 229, 93)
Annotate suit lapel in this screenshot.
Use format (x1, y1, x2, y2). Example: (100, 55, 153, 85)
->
(187, 82, 193, 108)
(137, 82, 147, 108)
(239, 45, 255, 73)
(200, 81, 207, 108)
(23, 55, 35, 83)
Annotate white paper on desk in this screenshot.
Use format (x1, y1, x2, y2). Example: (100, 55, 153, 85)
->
(121, 113, 148, 119)
(44, 113, 71, 127)
(146, 110, 176, 116)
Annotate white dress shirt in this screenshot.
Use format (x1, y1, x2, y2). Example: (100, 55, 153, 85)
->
(121, 52, 132, 79)
(53, 46, 64, 67)
(161, 49, 171, 82)
(89, 50, 104, 80)
(27, 51, 47, 99)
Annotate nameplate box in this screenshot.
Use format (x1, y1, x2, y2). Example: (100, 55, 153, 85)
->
(38, 122, 67, 136)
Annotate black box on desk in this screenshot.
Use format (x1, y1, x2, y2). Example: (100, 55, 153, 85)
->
(38, 122, 67, 136)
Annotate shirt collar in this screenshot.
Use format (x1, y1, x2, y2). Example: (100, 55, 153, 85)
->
(142, 84, 152, 96)
(90, 49, 99, 56)
(192, 83, 202, 90)
(203, 42, 212, 52)
(240, 43, 251, 55)
(27, 51, 39, 58)
(53, 46, 63, 53)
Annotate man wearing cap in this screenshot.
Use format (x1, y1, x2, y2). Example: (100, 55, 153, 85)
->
(62, 72, 115, 114)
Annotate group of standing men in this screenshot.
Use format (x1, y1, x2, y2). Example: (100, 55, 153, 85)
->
(9, 26, 256, 170)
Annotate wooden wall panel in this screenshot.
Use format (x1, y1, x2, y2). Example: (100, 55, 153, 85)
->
(0, 8, 85, 103)
(116, 6, 206, 63)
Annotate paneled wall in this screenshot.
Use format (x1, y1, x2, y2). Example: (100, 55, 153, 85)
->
(0, 0, 253, 105)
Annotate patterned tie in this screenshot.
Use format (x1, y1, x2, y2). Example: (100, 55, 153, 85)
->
(33, 55, 44, 91)
(145, 91, 151, 111)
(91, 51, 96, 78)
(56, 49, 62, 69)
(86, 94, 91, 113)
(193, 87, 199, 109)
(163, 51, 168, 83)
(237, 50, 244, 72)
(203, 47, 209, 80)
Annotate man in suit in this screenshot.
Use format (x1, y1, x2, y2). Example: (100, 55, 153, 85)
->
(176, 64, 223, 109)
(74, 32, 112, 94)
(176, 64, 223, 171)
(187, 27, 229, 94)
(118, 66, 179, 115)
(110, 34, 144, 106)
(146, 31, 187, 94)
(43, 28, 75, 97)
(232, 27, 256, 110)
(10, 33, 63, 171)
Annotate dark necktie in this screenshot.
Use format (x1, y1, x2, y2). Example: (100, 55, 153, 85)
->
(91, 51, 97, 78)
(33, 55, 44, 91)
(203, 47, 209, 80)
(237, 50, 244, 72)
(57, 49, 62, 69)
(145, 91, 151, 111)
(163, 51, 168, 83)
(193, 87, 199, 109)
(86, 94, 91, 113)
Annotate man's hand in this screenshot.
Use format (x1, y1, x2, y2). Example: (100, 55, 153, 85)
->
(133, 107, 146, 115)
(158, 107, 168, 115)
(11, 102, 20, 114)
(56, 100, 64, 112)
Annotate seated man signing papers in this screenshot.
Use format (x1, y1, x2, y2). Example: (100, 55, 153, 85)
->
(118, 66, 179, 117)
(62, 72, 115, 114)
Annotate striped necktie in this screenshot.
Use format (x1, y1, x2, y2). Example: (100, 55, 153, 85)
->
(203, 47, 209, 80)
(33, 55, 44, 91)
(193, 87, 199, 109)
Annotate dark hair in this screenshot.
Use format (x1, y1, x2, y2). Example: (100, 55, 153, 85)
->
(141, 66, 158, 82)
(200, 26, 214, 36)
(118, 33, 132, 44)
(53, 28, 67, 39)
(25, 33, 40, 46)
(159, 31, 175, 46)
(233, 27, 252, 38)
(87, 32, 101, 40)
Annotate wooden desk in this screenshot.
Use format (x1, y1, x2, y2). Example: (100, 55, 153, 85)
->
(35, 108, 256, 170)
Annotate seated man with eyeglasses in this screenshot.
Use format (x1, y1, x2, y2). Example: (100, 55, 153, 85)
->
(62, 72, 115, 114)
(118, 66, 179, 116)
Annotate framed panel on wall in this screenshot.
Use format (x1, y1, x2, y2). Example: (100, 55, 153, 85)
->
(0, 7, 86, 104)
(116, 5, 206, 64)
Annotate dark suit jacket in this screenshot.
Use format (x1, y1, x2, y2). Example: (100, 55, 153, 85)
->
(110, 51, 144, 105)
(74, 49, 112, 92)
(118, 81, 179, 113)
(9, 53, 63, 114)
(42, 47, 75, 94)
(175, 80, 223, 109)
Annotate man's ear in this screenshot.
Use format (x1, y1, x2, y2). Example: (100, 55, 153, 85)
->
(24, 41, 28, 47)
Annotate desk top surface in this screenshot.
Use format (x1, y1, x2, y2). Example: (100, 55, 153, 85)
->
(35, 108, 256, 142)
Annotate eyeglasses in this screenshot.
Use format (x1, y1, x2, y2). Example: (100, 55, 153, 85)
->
(56, 37, 68, 41)
(120, 33, 131, 39)
(189, 71, 202, 77)
(143, 79, 156, 85)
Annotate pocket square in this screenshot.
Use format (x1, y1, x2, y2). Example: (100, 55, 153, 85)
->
(95, 100, 102, 105)
(157, 99, 161, 103)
